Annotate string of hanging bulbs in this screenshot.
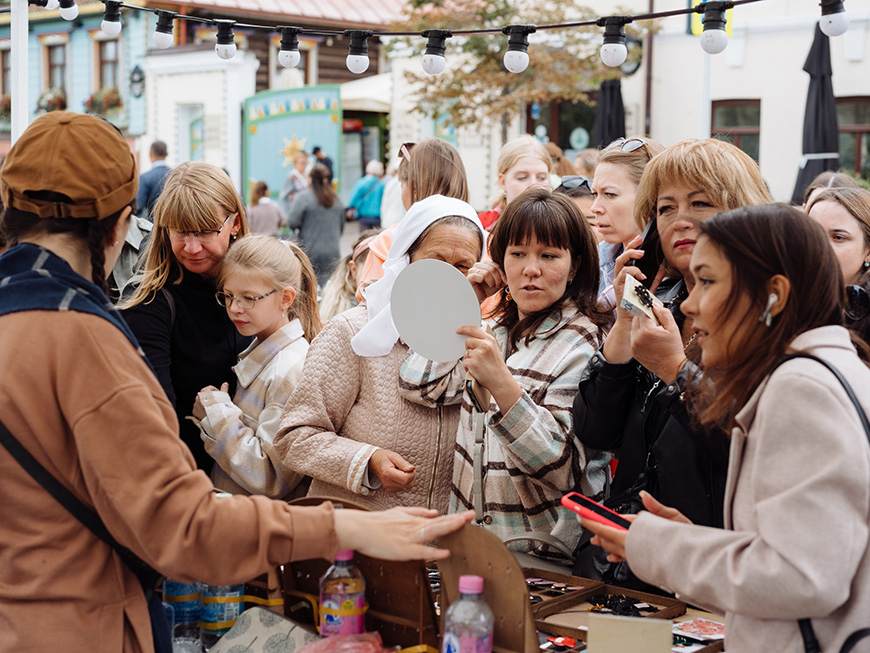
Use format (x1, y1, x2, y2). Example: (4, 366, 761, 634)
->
(29, 0, 850, 73)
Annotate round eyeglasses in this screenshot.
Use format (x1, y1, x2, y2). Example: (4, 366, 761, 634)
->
(168, 213, 235, 243)
(215, 289, 278, 310)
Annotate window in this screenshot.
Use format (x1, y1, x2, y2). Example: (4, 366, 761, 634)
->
(99, 40, 119, 89)
(1, 48, 10, 95)
(47, 44, 66, 91)
(837, 97, 870, 180)
(711, 99, 760, 162)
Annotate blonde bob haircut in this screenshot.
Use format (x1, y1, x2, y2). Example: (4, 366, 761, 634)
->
(219, 234, 322, 343)
(120, 161, 249, 309)
(634, 138, 773, 232)
(490, 134, 553, 209)
(398, 138, 469, 205)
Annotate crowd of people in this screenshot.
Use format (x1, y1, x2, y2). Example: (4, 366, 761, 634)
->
(2, 111, 870, 652)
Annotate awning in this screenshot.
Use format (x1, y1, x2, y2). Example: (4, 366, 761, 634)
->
(341, 73, 391, 113)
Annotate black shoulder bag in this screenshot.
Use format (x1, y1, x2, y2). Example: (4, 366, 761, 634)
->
(772, 353, 870, 653)
(0, 419, 172, 653)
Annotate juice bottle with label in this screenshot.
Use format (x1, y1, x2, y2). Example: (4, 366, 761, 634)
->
(319, 549, 366, 637)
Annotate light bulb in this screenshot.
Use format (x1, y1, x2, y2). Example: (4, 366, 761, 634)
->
(820, 12, 849, 37)
(421, 53, 446, 75)
(503, 50, 529, 74)
(600, 42, 628, 67)
(279, 49, 301, 68)
(700, 28, 728, 54)
(101, 19, 122, 37)
(215, 42, 236, 60)
(45, 0, 59, 10)
(346, 54, 370, 74)
(153, 30, 174, 49)
(59, 2, 78, 20)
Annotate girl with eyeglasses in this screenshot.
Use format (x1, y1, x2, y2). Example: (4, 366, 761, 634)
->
(191, 235, 320, 498)
(120, 162, 253, 471)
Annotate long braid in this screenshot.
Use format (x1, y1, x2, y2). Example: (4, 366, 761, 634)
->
(86, 221, 111, 295)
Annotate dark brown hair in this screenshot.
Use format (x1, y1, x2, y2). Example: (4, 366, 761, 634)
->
(488, 187, 610, 350)
(310, 164, 336, 208)
(688, 204, 844, 431)
(250, 180, 269, 205)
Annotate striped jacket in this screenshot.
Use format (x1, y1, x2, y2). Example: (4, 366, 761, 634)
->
(195, 319, 308, 498)
(399, 306, 610, 560)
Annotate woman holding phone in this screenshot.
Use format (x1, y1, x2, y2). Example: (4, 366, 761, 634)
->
(583, 204, 870, 653)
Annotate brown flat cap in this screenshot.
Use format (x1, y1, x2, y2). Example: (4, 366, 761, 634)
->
(1, 111, 138, 220)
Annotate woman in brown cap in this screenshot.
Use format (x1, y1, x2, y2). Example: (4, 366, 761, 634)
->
(0, 112, 472, 653)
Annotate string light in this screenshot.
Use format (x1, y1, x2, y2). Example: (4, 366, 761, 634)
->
(598, 16, 632, 67)
(345, 30, 373, 74)
(502, 25, 536, 74)
(153, 10, 176, 50)
(819, 0, 849, 37)
(278, 26, 304, 68)
(421, 29, 451, 76)
(58, 0, 78, 21)
(214, 19, 236, 60)
(699, 1, 732, 54)
(100, 0, 122, 37)
(45, 0, 59, 10)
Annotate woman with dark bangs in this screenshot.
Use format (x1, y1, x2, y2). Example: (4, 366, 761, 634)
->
(400, 187, 612, 564)
(120, 162, 253, 470)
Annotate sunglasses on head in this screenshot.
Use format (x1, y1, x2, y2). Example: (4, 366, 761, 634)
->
(399, 142, 415, 163)
(846, 284, 870, 321)
(559, 175, 592, 191)
(606, 137, 649, 154)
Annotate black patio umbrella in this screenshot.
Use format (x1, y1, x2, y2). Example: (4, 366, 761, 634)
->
(592, 78, 626, 149)
(791, 23, 840, 205)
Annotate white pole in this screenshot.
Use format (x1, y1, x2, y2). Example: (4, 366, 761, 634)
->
(10, 0, 29, 144)
(700, 52, 712, 138)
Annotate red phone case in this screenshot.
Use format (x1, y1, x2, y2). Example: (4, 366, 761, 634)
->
(561, 492, 631, 531)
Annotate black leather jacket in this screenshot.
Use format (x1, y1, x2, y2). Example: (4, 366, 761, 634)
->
(573, 279, 728, 527)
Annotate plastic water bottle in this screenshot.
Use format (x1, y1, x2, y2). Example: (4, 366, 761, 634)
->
(163, 579, 201, 651)
(441, 575, 494, 653)
(199, 583, 244, 651)
(319, 549, 366, 637)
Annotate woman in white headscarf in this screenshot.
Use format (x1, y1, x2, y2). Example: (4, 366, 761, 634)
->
(275, 195, 486, 512)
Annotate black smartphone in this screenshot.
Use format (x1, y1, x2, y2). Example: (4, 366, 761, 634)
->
(627, 218, 662, 289)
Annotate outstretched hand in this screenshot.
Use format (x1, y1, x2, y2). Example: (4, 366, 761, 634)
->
(334, 507, 475, 561)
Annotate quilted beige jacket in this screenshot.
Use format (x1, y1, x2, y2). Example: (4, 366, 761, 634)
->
(275, 305, 459, 512)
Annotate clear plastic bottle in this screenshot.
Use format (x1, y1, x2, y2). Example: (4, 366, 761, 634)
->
(163, 579, 201, 652)
(319, 549, 366, 637)
(441, 575, 494, 653)
(199, 583, 244, 651)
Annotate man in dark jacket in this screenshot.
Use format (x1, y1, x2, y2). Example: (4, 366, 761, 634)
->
(136, 140, 171, 221)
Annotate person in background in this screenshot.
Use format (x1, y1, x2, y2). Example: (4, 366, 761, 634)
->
(584, 205, 870, 653)
(401, 188, 612, 563)
(347, 160, 386, 233)
(479, 135, 553, 231)
(544, 141, 579, 189)
(319, 228, 381, 323)
(0, 111, 475, 653)
(555, 175, 600, 244)
(591, 136, 665, 300)
(275, 196, 486, 514)
(312, 146, 334, 183)
(379, 164, 406, 228)
(801, 169, 859, 210)
(136, 140, 171, 221)
(279, 151, 310, 219)
(246, 181, 285, 236)
(120, 162, 253, 471)
(574, 148, 598, 177)
(286, 163, 345, 287)
(193, 235, 320, 499)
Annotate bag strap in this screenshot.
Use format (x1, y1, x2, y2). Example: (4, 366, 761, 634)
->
(772, 354, 870, 653)
(0, 417, 161, 588)
(502, 532, 575, 560)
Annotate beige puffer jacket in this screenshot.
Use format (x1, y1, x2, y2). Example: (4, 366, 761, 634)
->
(275, 305, 459, 513)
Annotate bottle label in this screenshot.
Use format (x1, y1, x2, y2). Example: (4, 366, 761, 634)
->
(199, 587, 244, 636)
(319, 592, 366, 636)
(162, 581, 200, 624)
(442, 632, 493, 653)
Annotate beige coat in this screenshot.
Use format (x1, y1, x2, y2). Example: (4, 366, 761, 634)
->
(275, 305, 459, 512)
(0, 311, 337, 653)
(627, 326, 870, 652)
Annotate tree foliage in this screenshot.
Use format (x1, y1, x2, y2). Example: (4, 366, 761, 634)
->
(389, 0, 648, 129)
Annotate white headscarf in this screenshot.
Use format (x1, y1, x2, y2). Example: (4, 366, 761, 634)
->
(351, 194, 486, 357)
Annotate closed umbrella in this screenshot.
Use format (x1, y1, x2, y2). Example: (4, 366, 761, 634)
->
(592, 79, 626, 148)
(791, 23, 840, 204)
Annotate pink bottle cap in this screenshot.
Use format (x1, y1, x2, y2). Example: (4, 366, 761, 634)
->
(335, 549, 354, 561)
(458, 575, 484, 594)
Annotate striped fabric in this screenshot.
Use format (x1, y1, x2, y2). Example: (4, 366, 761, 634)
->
(399, 306, 610, 561)
(195, 319, 308, 498)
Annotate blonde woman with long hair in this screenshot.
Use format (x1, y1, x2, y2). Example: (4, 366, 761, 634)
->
(121, 161, 251, 471)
